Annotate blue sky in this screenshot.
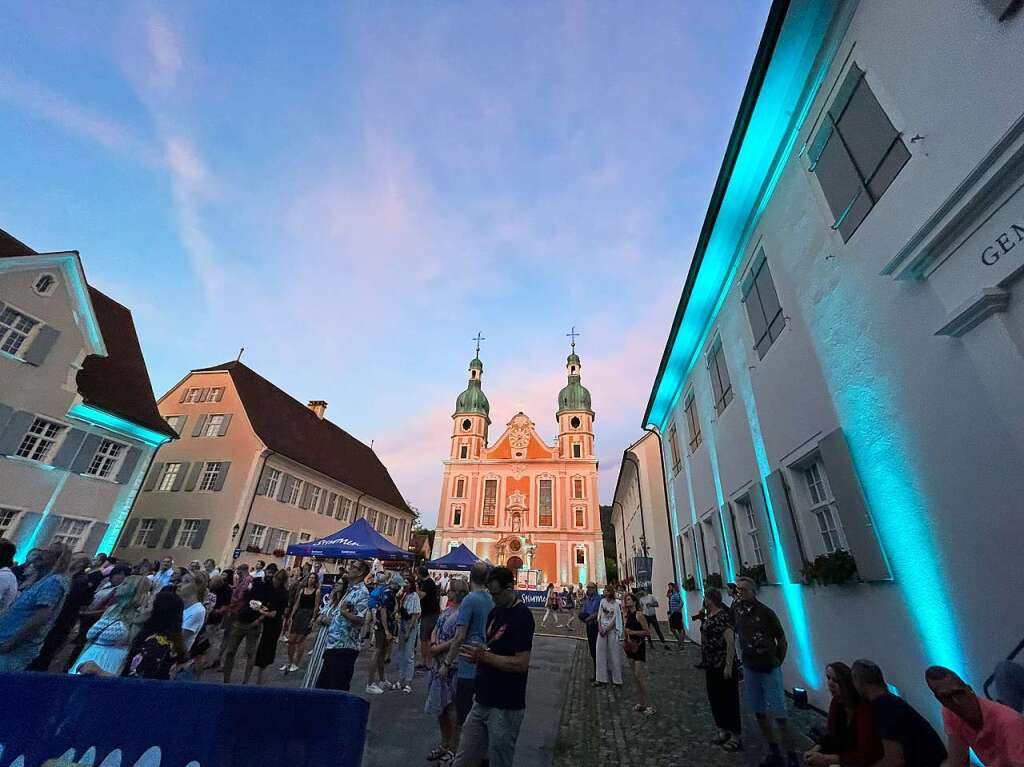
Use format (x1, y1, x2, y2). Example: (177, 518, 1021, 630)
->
(1, 2, 771, 525)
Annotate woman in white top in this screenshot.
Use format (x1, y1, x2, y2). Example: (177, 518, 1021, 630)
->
(70, 575, 150, 675)
(594, 583, 624, 686)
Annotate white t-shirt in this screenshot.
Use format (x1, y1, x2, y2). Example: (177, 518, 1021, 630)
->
(640, 594, 659, 617)
(0, 567, 17, 613)
(181, 601, 207, 652)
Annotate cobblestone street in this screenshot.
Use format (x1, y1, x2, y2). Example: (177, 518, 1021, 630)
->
(554, 639, 822, 767)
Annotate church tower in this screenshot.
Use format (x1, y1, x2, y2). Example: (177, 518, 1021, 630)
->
(451, 340, 490, 461)
(556, 334, 595, 460)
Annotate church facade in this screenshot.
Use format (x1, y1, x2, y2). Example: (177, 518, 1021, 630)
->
(431, 347, 605, 587)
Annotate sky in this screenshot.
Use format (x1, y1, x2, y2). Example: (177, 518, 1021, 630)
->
(0, 2, 772, 526)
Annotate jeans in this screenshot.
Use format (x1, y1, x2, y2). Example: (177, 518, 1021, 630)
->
(221, 620, 261, 682)
(743, 665, 787, 718)
(645, 617, 667, 646)
(316, 648, 359, 691)
(453, 702, 526, 767)
(398, 628, 418, 683)
(586, 622, 598, 667)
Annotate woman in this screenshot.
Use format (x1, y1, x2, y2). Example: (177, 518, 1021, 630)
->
(176, 571, 209, 680)
(425, 577, 468, 764)
(69, 575, 150, 675)
(395, 578, 421, 693)
(622, 592, 655, 715)
(124, 590, 187, 680)
(253, 569, 290, 684)
(283, 574, 320, 673)
(541, 583, 560, 628)
(0, 542, 72, 672)
(562, 586, 577, 631)
(803, 662, 884, 766)
(701, 589, 742, 752)
(594, 583, 623, 687)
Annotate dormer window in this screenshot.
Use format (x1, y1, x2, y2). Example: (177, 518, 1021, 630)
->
(33, 273, 57, 296)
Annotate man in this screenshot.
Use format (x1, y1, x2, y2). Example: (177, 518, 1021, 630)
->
(213, 563, 251, 671)
(365, 571, 394, 694)
(445, 561, 494, 733)
(579, 582, 602, 668)
(851, 659, 946, 767)
(251, 560, 266, 580)
(733, 576, 796, 767)
(925, 665, 1024, 766)
(454, 566, 534, 767)
(203, 558, 220, 578)
(222, 565, 266, 684)
(150, 557, 175, 589)
(666, 582, 685, 648)
(0, 542, 72, 671)
(0, 539, 17, 614)
(28, 552, 94, 671)
(316, 559, 370, 691)
(418, 565, 441, 670)
(638, 588, 669, 649)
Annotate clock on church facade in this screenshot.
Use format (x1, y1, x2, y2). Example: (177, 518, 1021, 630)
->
(430, 346, 606, 586)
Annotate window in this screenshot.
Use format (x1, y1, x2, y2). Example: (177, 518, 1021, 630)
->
(707, 341, 733, 414)
(164, 415, 186, 434)
(0, 306, 38, 356)
(573, 478, 584, 500)
(575, 547, 586, 565)
(0, 509, 19, 537)
(741, 251, 786, 359)
(286, 479, 302, 505)
(202, 414, 225, 437)
(455, 478, 465, 498)
(53, 517, 90, 549)
(683, 392, 702, 452)
(737, 497, 764, 566)
(459, 445, 469, 460)
(157, 463, 182, 492)
(298, 532, 312, 544)
(184, 388, 203, 404)
(482, 479, 497, 525)
(668, 424, 682, 473)
(33, 273, 57, 296)
(198, 462, 223, 492)
(339, 497, 353, 521)
(809, 64, 910, 241)
(271, 529, 290, 552)
(538, 479, 553, 526)
(386, 516, 397, 536)
(324, 493, 338, 518)
(452, 506, 463, 526)
(176, 519, 201, 548)
(572, 443, 582, 458)
(309, 485, 323, 513)
(367, 509, 378, 528)
(207, 387, 225, 403)
(574, 507, 585, 527)
(804, 461, 846, 553)
(247, 524, 267, 549)
(134, 519, 155, 547)
(85, 439, 125, 479)
(265, 469, 281, 498)
(16, 418, 63, 462)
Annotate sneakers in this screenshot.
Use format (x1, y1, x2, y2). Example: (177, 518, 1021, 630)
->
(279, 664, 290, 672)
(365, 683, 385, 695)
(288, 664, 300, 672)
(401, 684, 413, 693)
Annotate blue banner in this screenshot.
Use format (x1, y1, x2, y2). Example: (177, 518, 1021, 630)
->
(0, 671, 368, 767)
(633, 556, 653, 592)
(519, 589, 549, 608)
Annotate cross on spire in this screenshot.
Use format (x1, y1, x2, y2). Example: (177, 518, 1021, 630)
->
(566, 325, 580, 352)
(473, 331, 485, 357)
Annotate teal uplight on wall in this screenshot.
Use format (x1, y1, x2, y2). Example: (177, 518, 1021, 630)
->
(68, 403, 172, 448)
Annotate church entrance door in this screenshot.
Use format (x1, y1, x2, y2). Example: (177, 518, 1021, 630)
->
(506, 556, 524, 572)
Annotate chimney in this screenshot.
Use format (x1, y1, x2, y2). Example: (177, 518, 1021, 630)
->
(307, 400, 328, 419)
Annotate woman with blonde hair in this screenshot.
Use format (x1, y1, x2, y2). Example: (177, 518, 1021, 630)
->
(0, 542, 73, 672)
(70, 575, 150, 675)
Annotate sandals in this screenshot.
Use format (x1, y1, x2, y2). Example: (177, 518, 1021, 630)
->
(633, 703, 644, 712)
(642, 706, 656, 716)
(720, 736, 743, 752)
(426, 747, 454, 763)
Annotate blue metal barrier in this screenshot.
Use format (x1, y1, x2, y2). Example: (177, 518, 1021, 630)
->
(0, 672, 368, 767)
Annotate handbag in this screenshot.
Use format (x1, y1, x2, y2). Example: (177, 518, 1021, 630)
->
(623, 636, 640, 654)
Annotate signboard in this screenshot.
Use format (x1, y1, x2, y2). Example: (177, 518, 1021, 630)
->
(519, 589, 549, 608)
(232, 548, 241, 560)
(633, 557, 653, 592)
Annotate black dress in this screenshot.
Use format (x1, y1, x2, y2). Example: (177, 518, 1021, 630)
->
(624, 611, 647, 662)
(254, 584, 289, 669)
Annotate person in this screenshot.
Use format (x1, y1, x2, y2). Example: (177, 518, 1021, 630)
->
(315, 559, 370, 692)
(175, 570, 209, 680)
(206, 571, 232, 632)
(0, 539, 17, 614)
(222, 565, 266, 684)
(29, 552, 94, 670)
(638, 588, 669, 649)
(453, 566, 535, 767)
(445, 561, 494, 733)
(203, 558, 220, 578)
(562, 586, 577, 631)
(802, 661, 882, 767)
(69, 575, 150, 675)
(65, 563, 132, 667)
(253, 569, 289, 683)
(283, 573, 320, 673)
(214, 562, 251, 670)
(693, 589, 742, 753)
(418, 566, 441, 670)
(251, 560, 266, 580)
(396, 577, 422, 693)
(0, 542, 72, 672)
(124, 590, 186, 680)
(733, 576, 796, 767)
(150, 557, 175, 590)
(366, 572, 397, 694)
(425, 577, 468, 764)
(851, 659, 946, 767)
(541, 582, 560, 628)
(595, 583, 623, 687)
(622, 592, 654, 715)
(579, 583, 602, 668)
(925, 665, 1024, 767)
(666, 582, 685, 648)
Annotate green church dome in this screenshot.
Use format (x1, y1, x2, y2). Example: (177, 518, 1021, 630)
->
(558, 351, 592, 414)
(456, 379, 490, 417)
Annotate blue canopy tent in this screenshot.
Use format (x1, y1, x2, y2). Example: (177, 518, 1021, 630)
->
(285, 518, 414, 561)
(425, 543, 481, 571)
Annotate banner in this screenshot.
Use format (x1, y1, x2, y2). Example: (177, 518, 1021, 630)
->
(633, 556, 653, 592)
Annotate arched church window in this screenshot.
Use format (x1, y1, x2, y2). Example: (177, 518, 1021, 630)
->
(538, 479, 553, 526)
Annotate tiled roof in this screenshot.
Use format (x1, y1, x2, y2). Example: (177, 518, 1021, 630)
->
(193, 360, 413, 514)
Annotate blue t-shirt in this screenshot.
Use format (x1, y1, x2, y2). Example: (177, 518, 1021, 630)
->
(456, 589, 494, 679)
(668, 591, 682, 614)
(0, 573, 69, 672)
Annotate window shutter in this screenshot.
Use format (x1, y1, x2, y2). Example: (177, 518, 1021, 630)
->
(217, 414, 232, 436)
(115, 447, 142, 483)
(22, 325, 60, 366)
(212, 462, 230, 491)
(122, 518, 139, 547)
(183, 462, 202, 491)
(0, 403, 12, 434)
(143, 462, 164, 492)
(764, 470, 806, 579)
(12, 511, 41, 546)
(147, 519, 166, 548)
(83, 522, 109, 556)
(715, 505, 738, 575)
(317, 489, 327, 513)
(35, 515, 63, 547)
(192, 519, 211, 550)
(164, 519, 182, 548)
(299, 483, 313, 509)
(179, 388, 189, 403)
(70, 434, 104, 474)
(828, 63, 863, 122)
(198, 387, 211, 403)
(277, 474, 294, 502)
(173, 416, 188, 435)
(255, 465, 272, 496)
(0, 411, 35, 456)
(747, 483, 779, 584)
(192, 415, 209, 438)
(817, 428, 892, 581)
(51, 428, 88, 470)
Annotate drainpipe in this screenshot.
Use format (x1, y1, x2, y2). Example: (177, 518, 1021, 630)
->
(643, 426, 680, 584)
(232, 449, 275, 563)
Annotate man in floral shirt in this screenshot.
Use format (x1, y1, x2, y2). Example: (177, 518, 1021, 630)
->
(316, 559, 370, 691)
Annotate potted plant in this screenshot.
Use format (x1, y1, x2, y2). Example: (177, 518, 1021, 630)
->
(739, 563, 767, 586)
(272, 548, 286, 558)
(704, 572, 724, 589)
(801, 549, 859, 586)
(245, 544, 262, 554)
(682, 575, 698, 592)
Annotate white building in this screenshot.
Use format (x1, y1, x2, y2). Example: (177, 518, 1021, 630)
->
(1, 229, 177, 557)
(643, 0, 1024, 721)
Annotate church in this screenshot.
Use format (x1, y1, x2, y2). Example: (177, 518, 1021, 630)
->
(431, 339, 606, 587)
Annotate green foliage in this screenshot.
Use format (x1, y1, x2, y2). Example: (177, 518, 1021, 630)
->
(801, 549, 859, 586)
(738, 563, 767, 586)
(704, 572, 724, 589)
(682, 575, 698, 592)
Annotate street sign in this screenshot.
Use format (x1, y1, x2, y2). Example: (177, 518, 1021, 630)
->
(233, 548, 241, 560)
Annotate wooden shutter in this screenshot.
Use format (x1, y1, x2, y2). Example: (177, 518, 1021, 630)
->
(143, 462, 163, 492)
(181, 462, 201, 492)
(35, 515, 63, 547)
(122, 518, 140, 548)
(51, 428, 88, 470)
(765, 470, 807, 579)
(83, 522, 109, 556)
(255, 465, 272, 496)
(192, 520, 211, 550)
(212, 462, 231, 491)
(179, 388, 189, 403)
(0, 411, 34, 456)
(116, 447, 142, 484)
(22, 325, 60, 366)
(12, 511, 42, 544)
(277, 474, 294, 502)
(192, 415, 209, 438)
(217, 414, 232, 436)
(198, 388, 211, 403)
(164, 519, 182, 548)
(147, 519, 166, 548)
(70, 434, 104, 474)
(299, 483, 313, 509)
(747, 483, 779, 584)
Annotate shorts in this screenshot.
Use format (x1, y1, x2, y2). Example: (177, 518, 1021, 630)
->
(374, 624, 391, 651)
(668, 612, 683, 631)
(421, 612, 440, 642)
(455, 676, 476, 725)
(743, 665, 787, 718)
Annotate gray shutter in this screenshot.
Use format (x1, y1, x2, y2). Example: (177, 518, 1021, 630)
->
(818, 428, 892, 581)
(122, 518, 139, 547)
(192, 520, 211, 550)
(299, 482, 312, 509)
(710, 510, 728, 577)
(70, 434, 104, 474)
(256, 465, 272, 496)
(0, 403, 13, 434)
(212, 461, 230, 491)
(35, 514, 63, 546)
(172, 416, 188, 435)
(241, 523, 253, 547)
(164, 519, 181, 548)
(83, 522, 109, 556)
(287, 531, 297, 545)
(198, 387, 211, 403)
(0, 411, 35, 456)
(277, 474, 294, 502)
(217, 414, 232, 436)
(748, 483, 779, 584)
(143, 462, 164, 492)
(192, 415, 209, 438)
(51, 428, 88, 470)
(22, 325, 60, 366)
(765, 470, 806, 579)
(13, 511, 42, 544)
(147, 518, 166, 548)
(183, 462, 203, 491)
(115, 447, 142, 484)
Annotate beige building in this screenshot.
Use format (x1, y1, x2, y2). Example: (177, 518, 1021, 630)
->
(115, 361, 414, 568)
